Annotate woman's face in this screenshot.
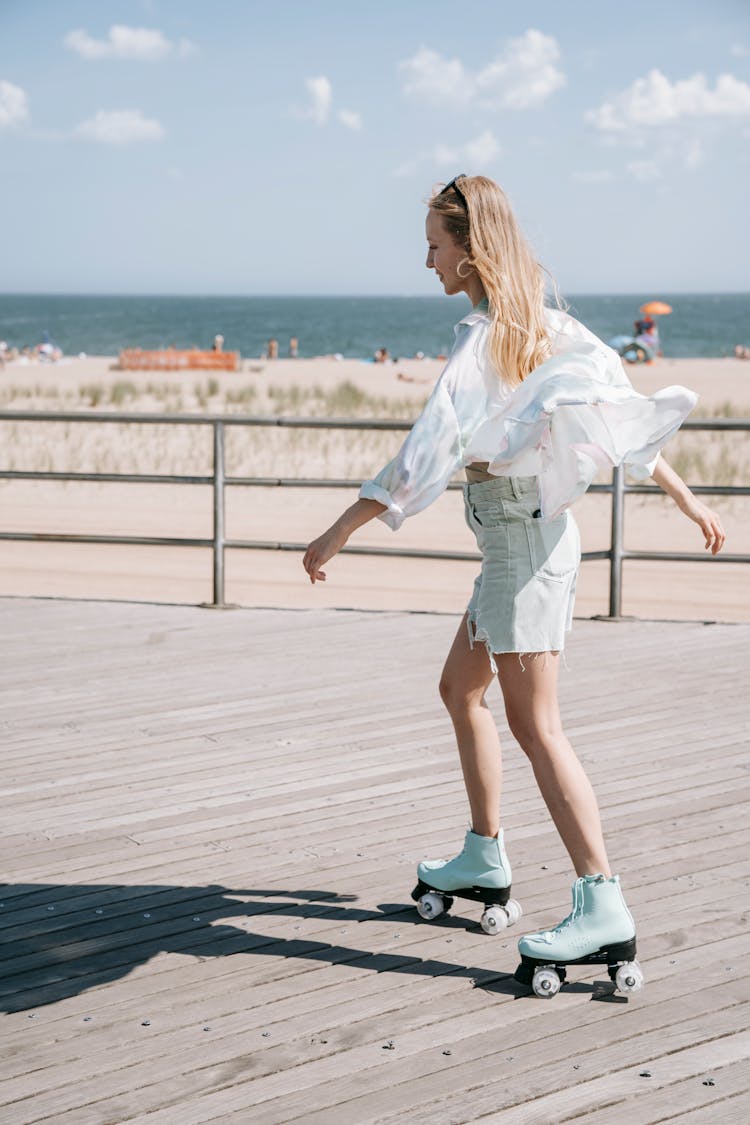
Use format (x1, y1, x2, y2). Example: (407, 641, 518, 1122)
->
(425, 209, 484, 304)
(425, 209, 467, 295)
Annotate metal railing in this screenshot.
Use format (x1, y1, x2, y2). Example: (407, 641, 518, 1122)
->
(1, 410, 748, 617)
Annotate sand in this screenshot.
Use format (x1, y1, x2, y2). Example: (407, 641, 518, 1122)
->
(1, 354, 748, 622)
(5, 351, 750, 402)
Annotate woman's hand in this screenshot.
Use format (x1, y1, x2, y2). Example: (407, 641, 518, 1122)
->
(302, 498, 387, 584)
(674, 493, 726, 555)
(303, 523, 349, 583)
(650, 455, 726, 555)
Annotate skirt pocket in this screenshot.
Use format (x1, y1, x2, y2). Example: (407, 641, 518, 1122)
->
(470, 499, 506, 529)
(525, 514, 580, 584)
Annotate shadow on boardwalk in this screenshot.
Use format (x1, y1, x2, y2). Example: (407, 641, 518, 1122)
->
(7, 882, 591, 1013)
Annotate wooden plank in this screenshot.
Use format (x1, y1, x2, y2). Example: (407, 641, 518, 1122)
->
(569, 1059, 750, 1124)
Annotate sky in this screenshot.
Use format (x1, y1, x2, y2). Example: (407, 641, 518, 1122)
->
(1, 0, 749, 296)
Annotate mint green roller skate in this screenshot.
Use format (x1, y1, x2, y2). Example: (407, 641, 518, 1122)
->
(515, 874, 644, 997)
(411, 828, 522, 934)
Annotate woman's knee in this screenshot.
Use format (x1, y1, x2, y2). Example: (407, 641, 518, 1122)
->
(498, 654, 564, 755)
(438, 669, 462, 711)
(438, 668, 485, 715)
(506, 707, 564, 757)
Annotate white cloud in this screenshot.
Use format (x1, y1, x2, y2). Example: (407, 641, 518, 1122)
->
(586, 69, 750, 132)
(305, 76, 332, 125)
(399, 30, 565, 110)
(392, 130, 501, 177)
(75, 109, 165, 144)
(730, 43, 749, 58)
(294, 78, 362, 131)
(64, 25, 196, 61)
(463, 129, 501, 166)
(433, 143, 459, 165)
(399, 48, 471, 107)
(337, 108, 362, 131)
(626, 159, 661, 182)
(571, 169, 615, 184)
(476, 29, 566, 110)
(0, 80, 28, 128)
(392, 157, 420, 179)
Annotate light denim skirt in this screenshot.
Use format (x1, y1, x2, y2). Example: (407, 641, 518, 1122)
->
(464, 475, 580, 671)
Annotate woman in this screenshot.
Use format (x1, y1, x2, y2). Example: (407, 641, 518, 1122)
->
(302, 175, 725, 996)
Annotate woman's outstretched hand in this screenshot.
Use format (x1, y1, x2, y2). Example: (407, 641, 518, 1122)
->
(303, 523, 349, 583)
(676, 494, 726, 555)
(303, 498, 387, 584)
(650, 455, 726, 555)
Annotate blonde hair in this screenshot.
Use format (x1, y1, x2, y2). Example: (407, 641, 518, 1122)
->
(429, 175, 562, 386)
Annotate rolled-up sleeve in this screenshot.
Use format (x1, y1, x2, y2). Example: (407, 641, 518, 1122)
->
(359, 378, 464, 531)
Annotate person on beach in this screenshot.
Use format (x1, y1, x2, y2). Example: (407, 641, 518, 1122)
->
(302, 174, 725, 994)
(634, 317, 660, 359)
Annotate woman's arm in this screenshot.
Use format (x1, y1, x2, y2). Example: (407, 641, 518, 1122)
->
(302, 379, 461, 583)
(303, 497, 386, 583)
(650, 454, 726, 555)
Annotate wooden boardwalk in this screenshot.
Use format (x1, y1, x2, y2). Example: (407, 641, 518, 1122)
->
(1, 597, 749, 1124)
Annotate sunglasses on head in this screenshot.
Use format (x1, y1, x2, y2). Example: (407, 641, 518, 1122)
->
(439, 173, 468, 211)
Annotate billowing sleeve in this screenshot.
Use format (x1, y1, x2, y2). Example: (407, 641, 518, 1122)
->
(358, 378, 463, 531)
(359, 321, 487, 530)
(474, 311, 697, 519)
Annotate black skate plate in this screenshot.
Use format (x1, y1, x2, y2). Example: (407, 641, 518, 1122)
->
(514, 937, 637, 986)
(412, 879, 511, 908)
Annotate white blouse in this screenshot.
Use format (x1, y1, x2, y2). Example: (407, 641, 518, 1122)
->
(359, 305, 696, 529)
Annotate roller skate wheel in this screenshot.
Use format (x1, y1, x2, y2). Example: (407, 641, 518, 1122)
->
(504, 898, 523, 926)
(480, 905, 508, 934)
(532, 966, 561, 998)
(615, 960, 644, 994)
(417, 892, 445, 920)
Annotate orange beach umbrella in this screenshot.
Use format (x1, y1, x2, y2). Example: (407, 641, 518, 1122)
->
(640, 301, 672, 316)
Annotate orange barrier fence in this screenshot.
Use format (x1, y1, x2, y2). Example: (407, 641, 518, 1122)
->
(118, 349, 240, 372)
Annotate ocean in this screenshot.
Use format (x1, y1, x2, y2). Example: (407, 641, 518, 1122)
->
(0, 292, 748, 361)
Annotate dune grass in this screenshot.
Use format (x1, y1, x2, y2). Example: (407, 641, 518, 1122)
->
(0, 377, 748, 486)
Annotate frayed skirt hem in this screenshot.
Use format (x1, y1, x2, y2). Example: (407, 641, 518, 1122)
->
(465, 608, 572, 674)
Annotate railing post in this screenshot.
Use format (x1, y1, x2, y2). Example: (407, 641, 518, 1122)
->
(212, 420, 226, 607)
(609, 464, 625, 618)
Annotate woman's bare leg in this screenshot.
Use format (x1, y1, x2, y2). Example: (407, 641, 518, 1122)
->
(496, 651, 611, 877)
(438, 614, 502, 837)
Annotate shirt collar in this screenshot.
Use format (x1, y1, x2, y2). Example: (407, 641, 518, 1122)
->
(457, 296, 490, 328)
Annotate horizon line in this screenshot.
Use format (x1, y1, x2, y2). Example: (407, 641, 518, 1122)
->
(1, 290, 749, 300)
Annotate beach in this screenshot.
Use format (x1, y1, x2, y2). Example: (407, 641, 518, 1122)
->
(1, 353, 748, 622)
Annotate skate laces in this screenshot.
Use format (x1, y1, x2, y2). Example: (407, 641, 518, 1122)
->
(540, 878, 584, 943)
